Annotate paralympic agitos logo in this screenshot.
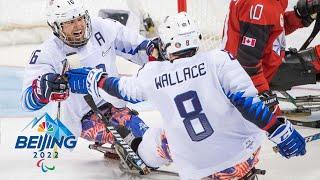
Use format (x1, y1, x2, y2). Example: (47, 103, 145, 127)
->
(14, 113, 77, 172)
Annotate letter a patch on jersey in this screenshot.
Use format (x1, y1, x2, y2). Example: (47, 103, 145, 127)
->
(242, 36, 256, 47)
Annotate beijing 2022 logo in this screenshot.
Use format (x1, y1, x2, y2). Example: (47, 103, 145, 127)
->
(15, 113, 77, 172)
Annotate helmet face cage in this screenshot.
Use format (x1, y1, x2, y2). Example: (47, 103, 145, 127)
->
(55, 11, 92, 48)
(47, 0, 92, 48)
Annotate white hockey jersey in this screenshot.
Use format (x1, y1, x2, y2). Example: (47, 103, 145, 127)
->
(21, 16, 149, 136)
(102, 50, 267, 179)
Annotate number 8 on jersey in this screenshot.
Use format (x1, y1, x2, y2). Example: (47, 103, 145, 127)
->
(174, 90, 214, 141)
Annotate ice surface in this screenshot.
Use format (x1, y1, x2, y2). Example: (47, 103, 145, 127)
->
(0, 110, 320, 180)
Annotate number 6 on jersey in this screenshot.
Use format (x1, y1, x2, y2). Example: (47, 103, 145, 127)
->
(174, 91, 214, 141)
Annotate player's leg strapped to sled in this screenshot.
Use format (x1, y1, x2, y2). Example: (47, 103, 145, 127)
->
(210, 148, 265, 180)
(269, 45, 320, 127)
(135, 128, 266, 180)
(84, 117, 267, 179)
(270, 47, 320, 91)
(80, 103, 266, 179)
(80, 102, 148, 156)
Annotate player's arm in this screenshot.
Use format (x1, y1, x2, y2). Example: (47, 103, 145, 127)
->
(283, 11, 304, 35)
(21, 50, 68, 111)
(112, 20, 156, 65)
(285, 45, 320, 63)
(284, 44, 320, 74)
(214, 51, 306, 158)
(294, 0, 320, 28)
(284, 0, 320, 34)
(66, 68, 147, 104)
(235, 3, 274, 93)
(215, 51, 278, 133)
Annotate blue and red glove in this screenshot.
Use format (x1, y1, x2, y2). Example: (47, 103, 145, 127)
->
(145, 38, 162, 61)
(269, 117, 306, 158)
(32, 73, 69, 103)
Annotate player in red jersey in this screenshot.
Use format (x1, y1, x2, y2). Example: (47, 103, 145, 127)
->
(222, 0, 320, 113)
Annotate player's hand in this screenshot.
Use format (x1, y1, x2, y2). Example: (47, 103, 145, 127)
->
(86, 68, 108, 98)
(285, 45, 320, 63)
(269, 117, 306, 159)
(258, 90, 279, 113)
(295, 0, 320, 26)
(66, 67, 91, 94)
(32, 73, 69, 103)
(146, 37, 161, 61)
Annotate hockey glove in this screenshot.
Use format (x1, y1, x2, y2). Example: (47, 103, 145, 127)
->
(258, 90, 279, 113)
(295, 0, 320, 27)
(86, 68, 108, 98)
(66, 67, 92, 94)
(146, 37, 162, 61)
(32, 73, 69, 104)
(286, 46, 319, 63)
(269, 117, 306, 159)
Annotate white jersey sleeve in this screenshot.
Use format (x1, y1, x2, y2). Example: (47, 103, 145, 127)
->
(213, 51, 258, 99)
(21, 42, 62, 111)
(98, 18, 149, 66)
(99, 69, 148, 104)
(208, 50, 277, 131)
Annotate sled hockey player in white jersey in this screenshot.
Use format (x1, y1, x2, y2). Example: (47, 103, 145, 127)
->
(21, 0, 155, 146)
(66, 13, 306, 179)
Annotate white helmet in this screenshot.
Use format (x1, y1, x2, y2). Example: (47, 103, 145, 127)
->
(157, 12, 201, 60)
(46, 0, 92, 47)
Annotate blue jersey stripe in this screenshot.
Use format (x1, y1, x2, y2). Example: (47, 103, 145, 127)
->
(22, 86, 45, 111)
(104, 77, 142, 104)
(226, 90, 274, 130)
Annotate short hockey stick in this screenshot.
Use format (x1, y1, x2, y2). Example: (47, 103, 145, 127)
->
(289, 118, 320, 128)
(273, 132, 320, 153)
(278, 91, 320, 127)
(299, 13, 320, 51)
(56, 52, 78, 119)
(291, 86, 320, 92)
(56, 58, 69, 120)
(84, 94, 150, 175)
(278, 95, 320, 104)
(282, 106, 320, 114)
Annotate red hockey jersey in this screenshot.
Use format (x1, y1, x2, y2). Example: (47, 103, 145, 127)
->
(222, 0, 304, 93)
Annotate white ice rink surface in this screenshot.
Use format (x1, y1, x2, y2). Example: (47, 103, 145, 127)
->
(1, 109, 320, 180)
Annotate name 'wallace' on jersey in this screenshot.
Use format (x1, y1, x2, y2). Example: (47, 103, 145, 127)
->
(154, 62, 206, 89)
